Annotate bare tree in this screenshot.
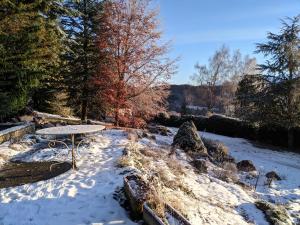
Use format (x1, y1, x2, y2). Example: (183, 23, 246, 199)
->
(191, 45, 231, 111)
(223, 52, 257, 115)
(93, 0, 177, 126)
(191, 45, 257, 114)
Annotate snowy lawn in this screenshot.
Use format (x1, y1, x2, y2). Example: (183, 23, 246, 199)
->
(156, 128, 300, 224)
(0, 130, 136, 225)
(200, 131, 300, 224)
(0, 127, 299, 225)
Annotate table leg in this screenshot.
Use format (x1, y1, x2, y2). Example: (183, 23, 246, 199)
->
(71, 134, 77, 170)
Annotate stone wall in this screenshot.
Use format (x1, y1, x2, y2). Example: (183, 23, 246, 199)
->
(0, 123, 35, 144)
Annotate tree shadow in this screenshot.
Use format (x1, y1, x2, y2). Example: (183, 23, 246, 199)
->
(0, 131, 135, 225)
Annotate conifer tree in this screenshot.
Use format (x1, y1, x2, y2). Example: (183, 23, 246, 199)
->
(62, 0, 103, 121)
(0, 0, 66, 118)
(237, 15, 300, 148)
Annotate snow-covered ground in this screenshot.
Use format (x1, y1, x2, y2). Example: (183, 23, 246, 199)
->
(143, 128, 299, 224)
(0, 126, 299, 225)
(0, 130, 136, 225)
(200, 131, 300, 224)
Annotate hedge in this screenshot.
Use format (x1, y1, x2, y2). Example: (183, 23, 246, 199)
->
(154, 113, 300, 151)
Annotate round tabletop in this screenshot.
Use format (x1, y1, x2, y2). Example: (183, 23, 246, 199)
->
(36, 125, 105, 135)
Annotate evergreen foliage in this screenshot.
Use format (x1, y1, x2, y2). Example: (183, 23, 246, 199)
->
(62, 0, 103, 121)
(236, 15, 300, 148)
(0, 0, 66, 118)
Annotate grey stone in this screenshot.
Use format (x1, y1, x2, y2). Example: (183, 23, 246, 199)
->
(192, 159, 208, 173)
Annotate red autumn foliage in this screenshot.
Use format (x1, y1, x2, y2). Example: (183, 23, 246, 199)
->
(93, 0, 177, 127)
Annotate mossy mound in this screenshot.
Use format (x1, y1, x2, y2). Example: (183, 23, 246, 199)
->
(172, 121, 207, 155)
(255, 200, 293, 225)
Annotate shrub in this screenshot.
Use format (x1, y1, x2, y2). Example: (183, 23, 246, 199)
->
(154, 113, 300, 150)
(213, 162, 239, 183)
(202, 138, 230, 163)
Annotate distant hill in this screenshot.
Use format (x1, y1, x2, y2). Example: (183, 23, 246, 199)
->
(167, 84, 222, 113)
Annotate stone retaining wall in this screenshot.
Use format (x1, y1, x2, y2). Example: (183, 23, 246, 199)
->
(0, 123, 35, 144)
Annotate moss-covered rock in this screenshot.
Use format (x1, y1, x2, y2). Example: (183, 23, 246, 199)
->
(172, 121, 207, 155)
(255, 200, 293, 225)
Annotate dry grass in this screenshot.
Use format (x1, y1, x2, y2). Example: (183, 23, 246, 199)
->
(202, 137, 229, 162)
(165, 158, 186, 176)
(139, 148, 161, 158)
(119, 140, 195, 219)
(213, 162, 239, 182)
(117, 155, 132, 168)
(0, 154, 10, 162)
(145, 176, 167, 219)
(146, 187, 166, 219)
(127, 132, 139, 142)
(165, 195, 186, 217)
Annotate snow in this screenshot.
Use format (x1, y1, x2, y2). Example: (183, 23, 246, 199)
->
(0, 125, 299, 225)
(0, 123, 32, 136)
(131, 132, 267, 225)
(199, 131, 300, 224)
(36, 125, 105, 135)
(34, 111, 80, 121)
(0, 129, 135, 225)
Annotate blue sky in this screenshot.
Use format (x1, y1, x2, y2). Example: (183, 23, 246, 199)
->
(153, 0, 300, 84)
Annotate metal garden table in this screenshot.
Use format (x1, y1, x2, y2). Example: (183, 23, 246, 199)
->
(36, 125, 105, 170)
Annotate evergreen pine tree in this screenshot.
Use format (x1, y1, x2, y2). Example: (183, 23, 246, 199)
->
(0, 0, 66, 118)
(62, 0, 103, 121)
(237, 15, 300, 148)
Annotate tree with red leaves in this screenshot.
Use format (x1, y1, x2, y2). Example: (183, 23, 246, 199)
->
(93, 0, 177, 127)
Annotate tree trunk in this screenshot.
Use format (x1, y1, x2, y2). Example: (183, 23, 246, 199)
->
(81, 99, 88, 122)
(81, 0, 88, 123)
(115, 107, 119, 126)
(287, 127, 294, 149)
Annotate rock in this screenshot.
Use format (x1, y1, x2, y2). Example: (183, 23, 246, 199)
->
(192, 159, 208, 173)
(266, 171, 281, 181)
(172, 121, 207, 155)
(142, 132, 156, 140)
(255, 200, 293, 225)
(237, 160, 256, 172)
(33, 117, 46, 128)
(235, 181, 252, 190)
(44, 123, 55, 128)
(10, 118, 20, 123)
(148, 125, 171, 136)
